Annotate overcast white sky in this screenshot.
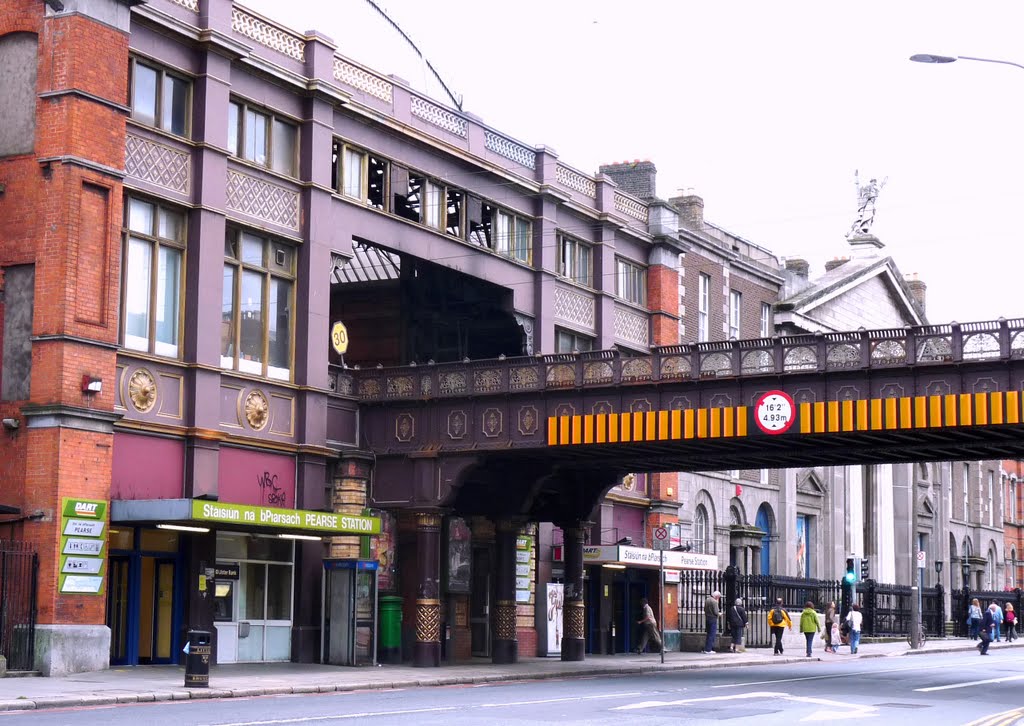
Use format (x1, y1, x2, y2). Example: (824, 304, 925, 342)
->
(248, 0, 1024, 325)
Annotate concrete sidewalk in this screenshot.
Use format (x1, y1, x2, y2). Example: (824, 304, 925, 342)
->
(0, 638, 1017, 712)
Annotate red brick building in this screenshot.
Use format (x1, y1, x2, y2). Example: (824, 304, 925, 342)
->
(1002, 461, 1024, 589)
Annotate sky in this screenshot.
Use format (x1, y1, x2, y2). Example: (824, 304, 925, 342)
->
(246, 0, 1024, 325)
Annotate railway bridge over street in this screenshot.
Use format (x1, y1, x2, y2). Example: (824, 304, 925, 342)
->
(335, 318, 1024, 664)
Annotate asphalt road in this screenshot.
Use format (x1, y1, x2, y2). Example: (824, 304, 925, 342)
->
(3, 651, 1024, 725)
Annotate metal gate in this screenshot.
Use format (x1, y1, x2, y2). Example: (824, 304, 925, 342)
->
(0, 541, 38, 671)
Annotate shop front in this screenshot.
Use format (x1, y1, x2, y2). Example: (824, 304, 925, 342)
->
(109, 499, 380, 666)
(550, 544, 717, 654)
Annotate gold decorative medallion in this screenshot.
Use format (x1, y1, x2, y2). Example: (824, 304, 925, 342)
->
(244, 390, 270, 430)
(127, 369, 157, 413)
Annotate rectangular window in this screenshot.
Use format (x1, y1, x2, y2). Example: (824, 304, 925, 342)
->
(445, 189, 463, 237)
(558, 235, 593, 287)
(988, 471, 995, 526)
(130, 59, 191, 137)
(615, 258, 647, 305)
(555, 328, 593, 354)
(962, 462, 970, 519)
(229, 100, 297, 177)
(423, 180, 443, 229)
(123, 197, 185, 357)
(222, 229, 295, 381)
(341, 146, 365, 199)
(729, 290, 741, 339)
(761, 302, 772, 337)
(698, 273, 710, 342)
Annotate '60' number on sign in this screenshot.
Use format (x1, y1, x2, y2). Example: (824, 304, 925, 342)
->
(754, 391, 795, 435)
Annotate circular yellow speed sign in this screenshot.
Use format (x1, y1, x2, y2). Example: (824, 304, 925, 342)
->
(330, 321, 349, 355)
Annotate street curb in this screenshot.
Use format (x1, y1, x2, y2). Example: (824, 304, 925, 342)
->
(0, 646, 1006, 713)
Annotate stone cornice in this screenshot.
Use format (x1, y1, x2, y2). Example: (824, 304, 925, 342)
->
(23, 404, 123, 434)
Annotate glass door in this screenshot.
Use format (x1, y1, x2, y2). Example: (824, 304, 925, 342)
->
(470, 547, 490, 657)
(107, 556, 131, 665)
(139, 557, 177, 664)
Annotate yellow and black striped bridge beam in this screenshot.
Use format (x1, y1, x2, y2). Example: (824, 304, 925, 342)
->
(548, 391, 1024, 447)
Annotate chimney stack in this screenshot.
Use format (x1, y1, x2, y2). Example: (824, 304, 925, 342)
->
(669, 187, 704, 229)
(904, 273, 927, 314)
(599, 160, 657, 200)
(785, 258, 809, 277)
(824, 257, 849, 272)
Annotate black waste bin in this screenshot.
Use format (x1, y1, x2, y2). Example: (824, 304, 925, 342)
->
(184, 630, 212, 688)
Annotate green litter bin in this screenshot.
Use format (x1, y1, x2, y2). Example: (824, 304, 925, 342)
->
(379, 595, 403, 664)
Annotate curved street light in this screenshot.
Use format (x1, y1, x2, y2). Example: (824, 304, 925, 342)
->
(910, 53, 1024, 72)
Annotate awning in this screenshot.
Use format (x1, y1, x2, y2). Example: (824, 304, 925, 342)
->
(111, 499, 380, 538)
(553, 544, 719, 571)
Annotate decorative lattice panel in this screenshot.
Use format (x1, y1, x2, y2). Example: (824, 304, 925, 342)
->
(125, 134, 190, 194)
(411, 96, 467, 138)
(333, 57, 393, 102)
(493, 601, 517, 640)
(556, 164, 596, 197)
(416, 601, 440, 642)
(614, 192, 649, 223)
(169, 0, 198, 11)
(231, 7, 305, 61)
(614, 307, 649, 347)
(553, 287, 595, 329)
(226, 169, 300, 230)
(485, 130, 536, 170)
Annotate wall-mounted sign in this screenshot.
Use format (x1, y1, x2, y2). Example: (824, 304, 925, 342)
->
(190, 500, 381, 535)
(214, 563, 240, 580)
(515, 528, 535, 607)
(330, 321, 349, 355)
(58, 498, 107, 595)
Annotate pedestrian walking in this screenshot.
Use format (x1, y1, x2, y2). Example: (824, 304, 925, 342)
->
(702, 590, 722, 654)
(967, 598, 982, 640)
(992, 601, 1004, 641)
(1005, 603, 1016, 642)
(845, 603, 863, 654)
(978, 603, 998, 655)
(635, 597, 662, 654)
(829, 619, 842, 653)
(823, 601, 837, 652)
(728, 597, 748, 653)
(799, 601, 820, 657)
(767, 597, 792, 655)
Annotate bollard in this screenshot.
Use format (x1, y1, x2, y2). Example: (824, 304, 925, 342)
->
(184, 629, 212, 687)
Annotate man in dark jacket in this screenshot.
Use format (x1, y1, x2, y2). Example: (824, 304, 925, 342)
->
(702, 590, 721, 654)
(979, 603, 998, 655)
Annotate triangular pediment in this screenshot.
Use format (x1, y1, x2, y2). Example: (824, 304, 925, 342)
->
(797, 472, 826, 496)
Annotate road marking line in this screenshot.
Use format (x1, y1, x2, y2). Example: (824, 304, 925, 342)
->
(203, 706, 458, 725)
(479, 691, 644, 707)
(711, 659, 1013, 689)
(206, 691, 645, 725)
(915, 674, 1024, 692)
(962, 706, 1024, 726)
(613, 690, 878, 721)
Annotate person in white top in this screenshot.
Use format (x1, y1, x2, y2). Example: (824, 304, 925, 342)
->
(845, 603, 864, 654)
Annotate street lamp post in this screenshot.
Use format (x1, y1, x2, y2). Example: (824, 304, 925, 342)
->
(934, 560, 944, 638)
(910, 53, 1024, 72)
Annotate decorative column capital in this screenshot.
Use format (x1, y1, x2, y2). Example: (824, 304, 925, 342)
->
(415, 511, 442, 530)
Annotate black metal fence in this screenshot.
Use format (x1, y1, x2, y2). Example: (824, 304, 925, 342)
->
(679, 568, 945, 647)
(0, 540, 38, 671)
(950, 587, 1023, 637)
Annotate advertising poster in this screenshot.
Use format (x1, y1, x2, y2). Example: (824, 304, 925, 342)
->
(796, 514, 808, 578)
(545, 582, 564, 656)
(370, 510, 397, 592)
(446, 517, 472, 594)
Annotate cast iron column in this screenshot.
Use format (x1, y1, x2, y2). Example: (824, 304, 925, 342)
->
(413, 512, 442, 667)
(561, 523, 587, 661)
(492, 519, 519, 664)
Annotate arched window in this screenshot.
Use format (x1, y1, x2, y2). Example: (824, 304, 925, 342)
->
(694, 505, 709, 554)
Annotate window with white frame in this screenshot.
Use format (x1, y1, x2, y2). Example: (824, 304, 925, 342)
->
(558, 235, 592, 287)
(694, 505, 709, 554)
(615, 258, 646, 305)
(962, 462, 970, 519)
(729, 289, 741, 339)
(698, 273, 710, 342)
(988, 471, 995, 526)
(123, 197, 184, 357)
(130, 59, 190, 137)
(222, 229, 295, 381)
(761, 302, 772, 337)
(555, 328, 593, 354)
(1011, 478, 1017, 524)
(228, 100, 298, 176)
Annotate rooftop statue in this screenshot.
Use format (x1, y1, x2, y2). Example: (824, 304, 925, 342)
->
(848, 170, 887, 238)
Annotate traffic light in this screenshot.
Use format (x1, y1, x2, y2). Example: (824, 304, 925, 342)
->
(844, 557, 858, 584)
(860, 557, 870, 582)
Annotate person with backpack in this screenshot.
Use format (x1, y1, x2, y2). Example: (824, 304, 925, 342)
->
(845, 602, 864, 654)
(767, 597, 792, 655)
